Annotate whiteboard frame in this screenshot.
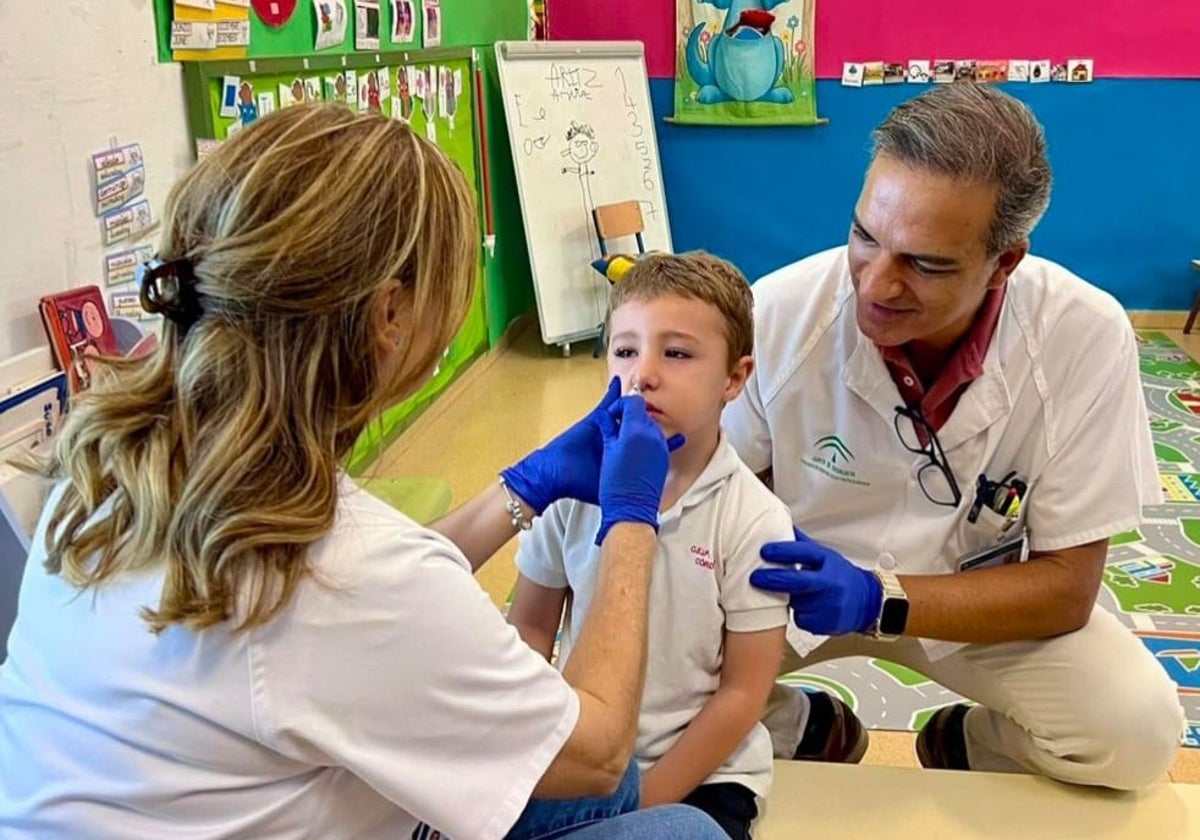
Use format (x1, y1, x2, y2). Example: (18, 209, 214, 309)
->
(495, 40, 673, 348)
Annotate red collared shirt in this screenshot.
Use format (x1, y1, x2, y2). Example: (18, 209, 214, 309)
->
(880, 286, 1007, 433)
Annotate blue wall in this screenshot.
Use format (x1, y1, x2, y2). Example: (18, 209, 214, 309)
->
(650, 79, 1200, 310)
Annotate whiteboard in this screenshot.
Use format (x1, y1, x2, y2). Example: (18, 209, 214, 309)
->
(495, 41, 672, 347)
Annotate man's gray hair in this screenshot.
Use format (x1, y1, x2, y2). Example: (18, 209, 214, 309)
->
(871, 84, 1052, 254)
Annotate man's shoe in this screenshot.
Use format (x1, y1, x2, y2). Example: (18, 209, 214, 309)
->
(915, 703, 972, 770)
(792, 690, 869, 764)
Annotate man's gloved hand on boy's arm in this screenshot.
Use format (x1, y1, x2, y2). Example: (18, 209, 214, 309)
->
(751, 528, 883, 636)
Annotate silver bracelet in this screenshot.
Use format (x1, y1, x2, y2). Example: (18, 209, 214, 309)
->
(498, 477, 533, 531)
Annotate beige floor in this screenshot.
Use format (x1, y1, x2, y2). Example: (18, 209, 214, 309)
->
(370, 319, 1200, 783)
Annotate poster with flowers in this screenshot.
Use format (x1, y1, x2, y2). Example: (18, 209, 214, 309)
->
(674, 0, 819, 126)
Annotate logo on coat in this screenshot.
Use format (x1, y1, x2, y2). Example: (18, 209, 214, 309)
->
(802, 434, 869, 486)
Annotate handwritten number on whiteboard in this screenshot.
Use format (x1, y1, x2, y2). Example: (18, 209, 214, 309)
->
(615, 67, 655, 192)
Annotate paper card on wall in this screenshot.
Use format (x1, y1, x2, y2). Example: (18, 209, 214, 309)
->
(236, 81, 260, 125)
(1067, 59, 1094, 83)
(907, 60, 931, 83)
(104, 245, 154, 287)
(932, 60, 955, 83)
(360, 70, 383, 113)
(217, 0, 252, 7)
(344, 69, 359, 110)
(1030, 60, 1051, 83)
(171, 21, 218, 50)
(393, 66, 414, 121)
(220, 75, 242, 117)
(1050, 63, 1067, 82)
(91, 143, 144, 183)
(1008, 60, 1031, 82)
(110, 292, 143, 320)
(101, 199, 153, 246)
(324, 75, 340, 101)
(862, 62, 884, 85)
(216, 20, 251, 47)
(313, 0, 348, 50)
(882, 63, 905, 84)
(422, 0, 441, 47)
(177, 0, 216, 9)
(379, 65, 391, 102)
(278, 83, 295, 107)
(305, 76, 322, 102)
(390, 0, 415, 43)
(355, 1, 381, 50)
(976, 61, 1008, 83)
(94, 166, 146, 216)
(840, 62, 862, 87)
(420, 66, 436, 120)
(425, 119, 437, 144)
(257, 91, 277, 116)
(954, 61, 977, 82)
(288, 77, 307, 103)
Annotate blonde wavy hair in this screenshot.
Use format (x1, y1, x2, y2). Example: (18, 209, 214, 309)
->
(34, 104, 477, 633)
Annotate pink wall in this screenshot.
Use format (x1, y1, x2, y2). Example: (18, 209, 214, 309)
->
(549, 2, 1200, 79)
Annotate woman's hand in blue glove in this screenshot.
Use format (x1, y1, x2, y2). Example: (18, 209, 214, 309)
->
(593, 395, 680, 545)
(499, 377, 623, 514)
(749, 528, 883, 636)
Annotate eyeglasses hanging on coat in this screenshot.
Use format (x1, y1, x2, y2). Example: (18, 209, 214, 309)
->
(893, 404, 962, 508)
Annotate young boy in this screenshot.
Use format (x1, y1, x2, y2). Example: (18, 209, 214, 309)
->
(508, 252, 795, 840)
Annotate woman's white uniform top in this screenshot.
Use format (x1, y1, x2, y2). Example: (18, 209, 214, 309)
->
(0, 477, 578, 839)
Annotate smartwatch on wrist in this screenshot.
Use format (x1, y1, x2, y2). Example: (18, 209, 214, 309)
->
(870, 569, 909, 641)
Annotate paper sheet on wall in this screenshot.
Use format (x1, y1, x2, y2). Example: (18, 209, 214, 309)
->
(422, 0, 441, 47)
(355, 1, 381, 50)
(313, 0, 348, 50)
(390, 0, 416, 44)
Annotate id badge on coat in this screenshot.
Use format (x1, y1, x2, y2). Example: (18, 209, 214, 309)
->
(956, 530, 1029, 572)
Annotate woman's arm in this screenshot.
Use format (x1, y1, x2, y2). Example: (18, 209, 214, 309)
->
(508, 574, 568, 662)
(430, 482, 532, 572)
(640, 626, 786, 807)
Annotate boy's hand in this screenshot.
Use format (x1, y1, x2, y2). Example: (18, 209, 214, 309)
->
(751, 528, 883, 636)
(594, 396, 678, 545)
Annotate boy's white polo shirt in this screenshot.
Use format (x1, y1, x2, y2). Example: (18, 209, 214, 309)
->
(0, 477, 578, 840)
(517, 436, 793, 798)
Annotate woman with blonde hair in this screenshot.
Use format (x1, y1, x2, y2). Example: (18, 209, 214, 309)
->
(0, 105, 724, 839)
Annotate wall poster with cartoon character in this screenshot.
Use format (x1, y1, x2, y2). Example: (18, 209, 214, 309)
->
(674, 0, 820, 126)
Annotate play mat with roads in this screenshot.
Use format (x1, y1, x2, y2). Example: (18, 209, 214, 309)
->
(781, 330, 1200, 748)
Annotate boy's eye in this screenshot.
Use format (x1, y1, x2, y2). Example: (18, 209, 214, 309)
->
(612, 347, 636, 359)
(665, 349, 692, 359)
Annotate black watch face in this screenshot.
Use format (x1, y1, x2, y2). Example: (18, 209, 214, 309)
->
(879, 597, 909, 636)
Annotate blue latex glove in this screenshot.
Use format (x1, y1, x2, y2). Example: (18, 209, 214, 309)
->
(593, 395, 676, 545)
(501, 378, 683, 515)
(500, 377, 622, 514)
(750, 528, 883, 636)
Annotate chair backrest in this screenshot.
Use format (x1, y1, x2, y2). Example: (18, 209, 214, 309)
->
(593, 200, 644, 239)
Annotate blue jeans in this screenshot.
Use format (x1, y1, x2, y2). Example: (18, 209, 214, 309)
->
(504, 760, 726, 840)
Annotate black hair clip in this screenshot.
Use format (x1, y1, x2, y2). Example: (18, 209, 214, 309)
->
(136, 256, 203, 334)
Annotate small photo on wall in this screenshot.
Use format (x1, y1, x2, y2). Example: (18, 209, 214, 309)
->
(862, 62, 885, 86)
(1030, 60, 1051, 83)
(305, 76, 322, 102)
(932, 60, 955, 84)
(355, 0, 381, 50)
(257, 91, 277, 116)
(394, 66, 415, 121)
(954, 61, 977, 82)
(882, 63, 906, 84)
(423, 0, 441, 47)
(1008, 60, 1031, 83)
(360, 70, 383, 113)
(313, 0, 349, 50)
(236, 81, 259, 125)
(220, 75, 241, 118)
(391, 0, 415, 43)
(1067, 59, 1094, 83)
(345, 69, 360, 110)
(976, 61, 1008, 83)
(907, 60, 931, 83)
(840, 62, 863, 87)
(290, 77, 307, 104)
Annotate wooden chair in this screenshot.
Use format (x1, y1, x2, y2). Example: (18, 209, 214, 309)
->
(1187, 259, 1200, 334)
(590, 200, 648, 356)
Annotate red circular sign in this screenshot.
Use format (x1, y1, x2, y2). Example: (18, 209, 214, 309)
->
(251, 0, 298, 28)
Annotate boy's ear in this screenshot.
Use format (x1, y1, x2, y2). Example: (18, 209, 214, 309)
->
(723, 355, 754, 403)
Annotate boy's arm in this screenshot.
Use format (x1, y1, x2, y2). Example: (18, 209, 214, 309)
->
(507, 573, 568, 662)
(640, 625, 786, 807)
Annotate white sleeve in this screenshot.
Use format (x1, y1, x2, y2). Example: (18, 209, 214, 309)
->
(515, 501, 571, 589)
(1028, 325, 1155, 551)
(719, 499, 792, 633)
(251, 531, 579, 840)
(723, 366, 774, 475)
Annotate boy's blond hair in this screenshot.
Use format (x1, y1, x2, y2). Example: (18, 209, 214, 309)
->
(33, 104, 477, 633)
(608, 251, 754, 368)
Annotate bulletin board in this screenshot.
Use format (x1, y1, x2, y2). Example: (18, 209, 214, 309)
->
(182, 48, 488, 472)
